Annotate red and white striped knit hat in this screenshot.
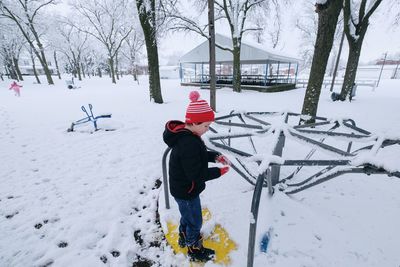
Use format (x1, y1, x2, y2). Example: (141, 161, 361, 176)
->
(185, 91, 215, 123)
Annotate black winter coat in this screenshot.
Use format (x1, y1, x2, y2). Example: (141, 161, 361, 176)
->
(163, 120, 221, 200)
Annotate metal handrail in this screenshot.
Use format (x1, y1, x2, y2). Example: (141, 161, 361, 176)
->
(247, 171, 270, 267)
(162, 147, 171, 209)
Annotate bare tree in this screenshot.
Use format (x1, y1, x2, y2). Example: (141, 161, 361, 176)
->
(120, 30, 145, 83)
(28, 45, 41, 83)
(135, 0, 167, 103)
(338, 0, 382, 100)
(56, 23, 89, 81)
(0, 0, 56, 84)
(0, 45, 18, 81)
(296, 0, 344, 74)
(250, 3, 282, 48)
(53, 50, 62, 79)
(70, 0, 134, 84)
(387, 0, 400, 26)
(301, 0, 343, 123)
(0, 23, 25, 81)
(295, 0, 319, 69)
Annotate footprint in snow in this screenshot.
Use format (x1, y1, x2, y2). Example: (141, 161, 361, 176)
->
(58, 241, 68, 248)
(5, 211, 19, 219)
(110, 250, 120, 257)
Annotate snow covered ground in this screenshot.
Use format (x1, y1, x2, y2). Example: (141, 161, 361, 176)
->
(1, 76, 400, 267)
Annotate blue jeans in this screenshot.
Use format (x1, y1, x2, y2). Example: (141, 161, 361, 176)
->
(174, 196, 202, 246)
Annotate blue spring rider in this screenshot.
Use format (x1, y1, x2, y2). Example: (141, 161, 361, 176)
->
(67, 104, 112, 132)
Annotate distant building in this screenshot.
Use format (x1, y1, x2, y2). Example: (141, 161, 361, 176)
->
(19, 65, 55, 76)
(18, 57, 55, 75)
(159, 65, 180, 79)
(338, 65, 400, 80)
(376, 59, 400, 65)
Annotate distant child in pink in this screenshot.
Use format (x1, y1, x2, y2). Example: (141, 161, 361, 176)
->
(9, 81, 22, 97)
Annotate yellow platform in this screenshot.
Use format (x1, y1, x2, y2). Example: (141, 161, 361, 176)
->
(165, 208, 237, 266)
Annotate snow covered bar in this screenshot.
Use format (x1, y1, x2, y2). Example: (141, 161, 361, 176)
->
(179, 34, 301, 92)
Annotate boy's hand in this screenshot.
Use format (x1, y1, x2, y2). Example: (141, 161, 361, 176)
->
(220, 166, 230, 176)
(216, 155, 231, 165)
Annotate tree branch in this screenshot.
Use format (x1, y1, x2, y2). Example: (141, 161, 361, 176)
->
(32, 0, 55, 21)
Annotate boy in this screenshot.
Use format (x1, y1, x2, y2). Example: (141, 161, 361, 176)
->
(163, 91, 230, 262)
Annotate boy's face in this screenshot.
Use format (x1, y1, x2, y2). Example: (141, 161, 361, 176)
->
(192, 121, 212, 136)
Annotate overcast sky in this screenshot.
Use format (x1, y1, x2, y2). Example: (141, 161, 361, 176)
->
(53, 1, 400, 65)
(158, 1, 400, 65)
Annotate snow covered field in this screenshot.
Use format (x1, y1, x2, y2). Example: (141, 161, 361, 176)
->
(1, 76, 400, 267)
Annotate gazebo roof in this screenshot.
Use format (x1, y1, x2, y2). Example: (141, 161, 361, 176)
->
(180, 34, 300, 64)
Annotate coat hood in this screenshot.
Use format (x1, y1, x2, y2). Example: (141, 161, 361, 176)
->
(163, 120, 192, 147)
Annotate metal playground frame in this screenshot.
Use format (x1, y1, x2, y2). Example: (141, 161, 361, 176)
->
(161, 111, 400, 267)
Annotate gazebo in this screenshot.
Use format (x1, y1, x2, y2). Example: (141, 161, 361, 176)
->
(179, 34, 301, 92)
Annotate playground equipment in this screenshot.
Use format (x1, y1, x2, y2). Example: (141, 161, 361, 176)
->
(161, 111, 400, 267)
(67, 104, 112, 132)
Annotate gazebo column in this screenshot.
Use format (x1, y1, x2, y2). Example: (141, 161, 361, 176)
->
(194, 64, 197, 83)
(277, 61, 280, 83)
(287, 63, 291, 83)
(201, 62, 204, 84)
(264, 63, 269, 86)
(219, 63, 222, 83)
(179, 63, 183, 82)
(295, 63, 299, 85)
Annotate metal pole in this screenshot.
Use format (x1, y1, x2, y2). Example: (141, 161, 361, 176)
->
(393, 61, 399, 79)
(162, 148, 171, 209)
(208, 0, 216, 111)
(330, 30, 345, 92)
(270, 113, 288, 185)
(247, 172, 266, 267)
(377, 52, 387, 87)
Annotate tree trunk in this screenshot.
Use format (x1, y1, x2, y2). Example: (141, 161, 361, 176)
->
(131, 63, 137, 80)
(6, 60, 18, 80)
(77, 63, 82, 81)
(29, 49, 41, 84)
(146, 41, 163, 102)
(301, 0, 343, 123)
(81, 63, 86, 78)
(13, 57, 23, 81)
(98, 67, 102, 78)
(115, 55, 120, 80)
(37, 43, 54, 85)
(133, 64, 139, 84)
(137, 0, 163, 103)
(4, 63, 11, 79)
(108, 57, 116, 83)
(54, 51, 62, 79)
(338, 0, 382, 100)
(339, 40, 363, 100)
(232, 39, 241, 93)
(208, 0, 216, 110)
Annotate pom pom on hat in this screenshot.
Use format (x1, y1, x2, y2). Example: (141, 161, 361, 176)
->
(189, 91, 200, 102)
(185, 91, 214, 123)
